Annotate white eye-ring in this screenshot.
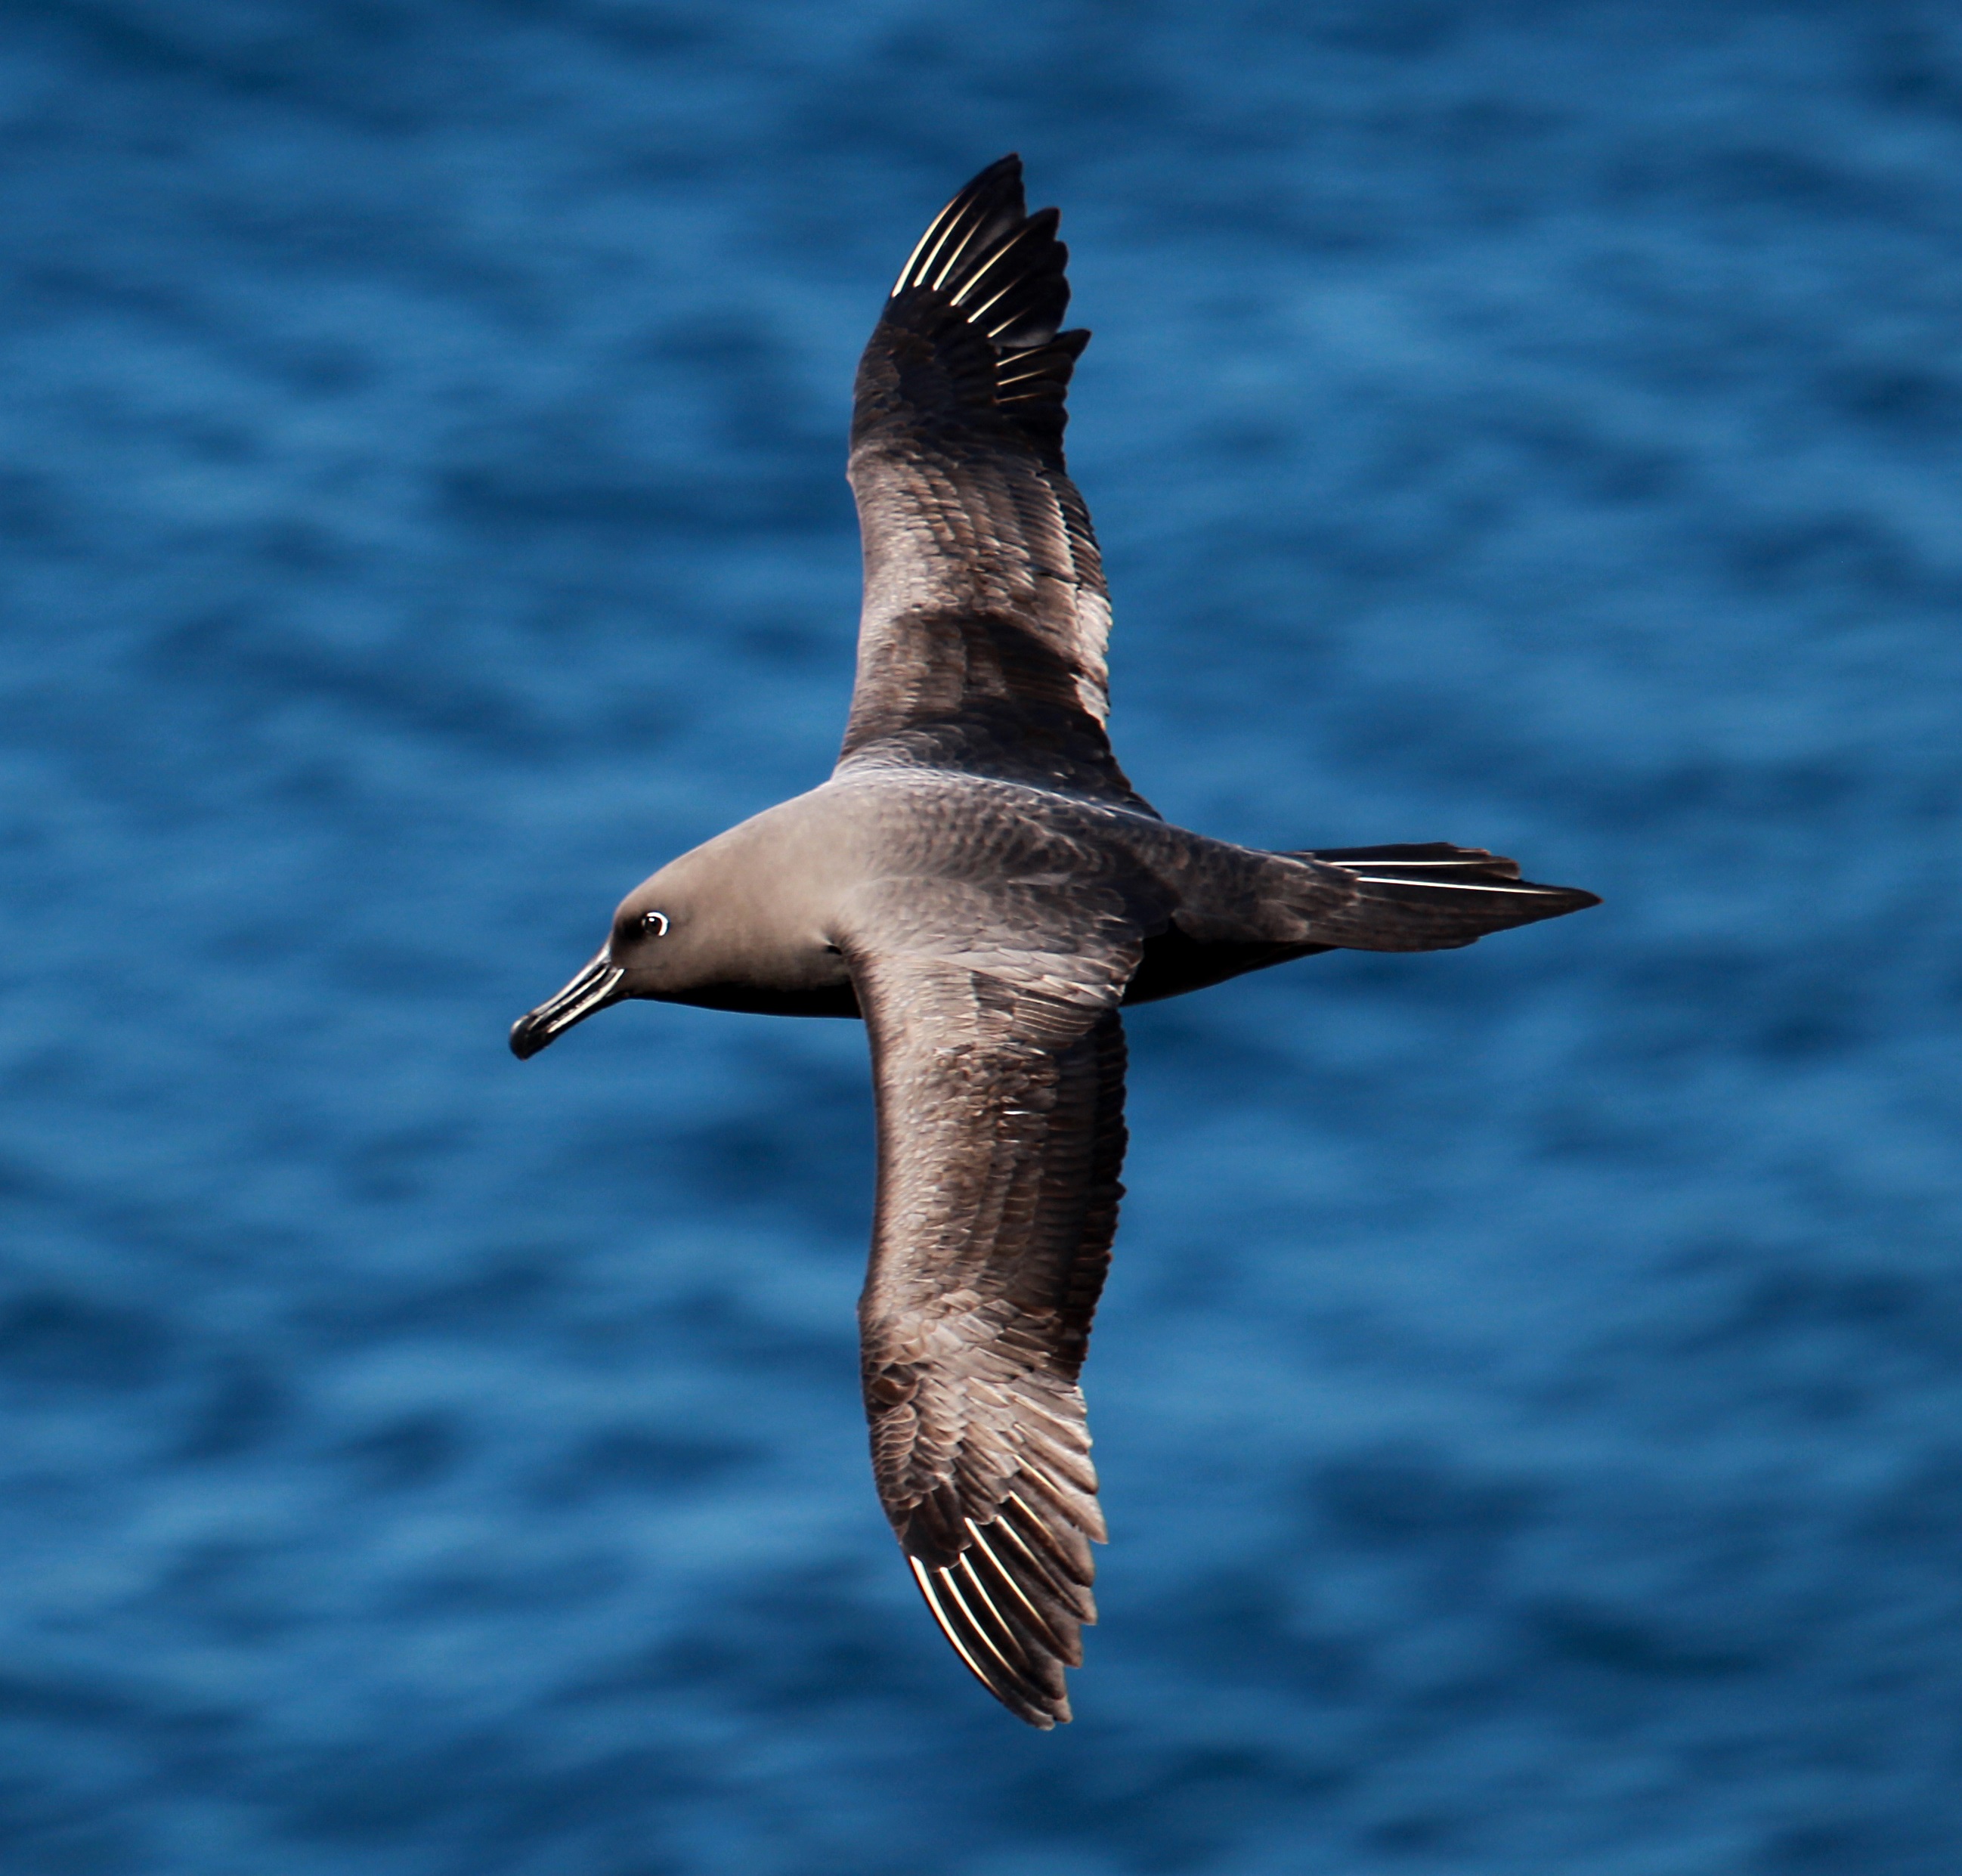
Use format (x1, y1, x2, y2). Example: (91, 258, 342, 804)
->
(639, 910, 670, 937)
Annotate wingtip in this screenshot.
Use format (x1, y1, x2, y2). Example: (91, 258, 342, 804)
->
(890, 155, 1028, 299)
(894, 1463, 1111, 1726)
(908, 1555, 1075, 1728)
(864, 156, 1091, 466)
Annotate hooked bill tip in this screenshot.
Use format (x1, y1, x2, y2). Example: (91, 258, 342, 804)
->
(508, 955, 625, 1060)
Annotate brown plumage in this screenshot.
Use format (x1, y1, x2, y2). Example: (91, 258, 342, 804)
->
(511, 156, 1599, 1727)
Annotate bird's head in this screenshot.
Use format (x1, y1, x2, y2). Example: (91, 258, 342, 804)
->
(509, 868, 698, 1058)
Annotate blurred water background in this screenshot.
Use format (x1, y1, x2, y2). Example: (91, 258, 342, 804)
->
(4, 3, 1960, 1871)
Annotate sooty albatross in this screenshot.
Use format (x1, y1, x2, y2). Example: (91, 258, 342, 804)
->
(511, 156, 1598, 1727)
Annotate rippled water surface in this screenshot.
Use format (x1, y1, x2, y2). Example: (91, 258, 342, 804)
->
(5, 5, 1960, 1872)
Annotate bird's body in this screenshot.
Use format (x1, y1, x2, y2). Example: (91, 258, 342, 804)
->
(512, 156, 1598, 1727)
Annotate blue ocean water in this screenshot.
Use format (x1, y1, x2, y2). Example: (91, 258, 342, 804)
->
(3, 2, 1960, 1871)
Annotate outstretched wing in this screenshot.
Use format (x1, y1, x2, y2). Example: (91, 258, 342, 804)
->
(842, 881, 1138, 1727)
(842, 155, 1143, 807)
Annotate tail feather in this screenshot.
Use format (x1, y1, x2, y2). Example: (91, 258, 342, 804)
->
(1292, 843, 1599, 952)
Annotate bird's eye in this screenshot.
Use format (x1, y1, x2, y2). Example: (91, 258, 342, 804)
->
(639, 911, 670, 937)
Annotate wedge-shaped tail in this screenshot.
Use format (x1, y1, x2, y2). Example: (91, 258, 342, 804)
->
(1295, 842, 1599, 952)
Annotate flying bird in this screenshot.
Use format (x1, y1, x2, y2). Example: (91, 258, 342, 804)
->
(511, 156, 1598, 1727)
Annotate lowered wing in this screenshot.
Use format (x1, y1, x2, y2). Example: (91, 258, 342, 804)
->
(840, 880, 1140, 1726)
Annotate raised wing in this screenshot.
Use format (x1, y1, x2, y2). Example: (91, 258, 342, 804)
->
(842, 156, 1145, 808)
(841, 881, 1138, 1726)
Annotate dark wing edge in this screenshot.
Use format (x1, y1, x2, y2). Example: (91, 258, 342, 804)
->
(842, 157, 1135, 804)
(847, 942, 1129, 1727)
(865, 151, 1088, 469)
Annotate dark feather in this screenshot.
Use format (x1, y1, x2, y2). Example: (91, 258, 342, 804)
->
(842, 157, 1145, 809)
(1295, 844, 1601, 949)
(843, 908, 1131, 1728)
